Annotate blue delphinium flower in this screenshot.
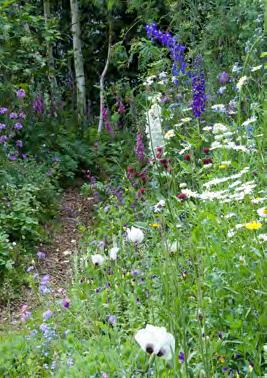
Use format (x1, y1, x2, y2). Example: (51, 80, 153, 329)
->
(146, 22, 187, 83)
(191, 55, 206, 118)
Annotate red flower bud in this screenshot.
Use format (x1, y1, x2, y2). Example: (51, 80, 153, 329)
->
(203, 158, 213, 165)
(176, 193, 187, 200)
(183, 154, 191, 161)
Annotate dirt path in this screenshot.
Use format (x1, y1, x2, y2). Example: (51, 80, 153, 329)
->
(0, 187, 93, 325)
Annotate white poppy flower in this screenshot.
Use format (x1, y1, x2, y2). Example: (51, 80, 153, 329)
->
(91, 254, 105, 266)
(109, 247, 119, 261)
(126, 227, 144, 244)
(257, 207, 267, 218)
(135, 324, 175, 360)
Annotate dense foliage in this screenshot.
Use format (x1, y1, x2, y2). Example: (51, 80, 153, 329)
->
(0, 0, 265, 377)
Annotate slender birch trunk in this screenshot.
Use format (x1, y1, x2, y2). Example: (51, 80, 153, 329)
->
(98, 27, 112, 133)
(70, 0, 86, 122)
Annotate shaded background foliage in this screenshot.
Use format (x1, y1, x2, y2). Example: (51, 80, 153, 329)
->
(0, 0, 264, 297)
(0, 0, 263, 117)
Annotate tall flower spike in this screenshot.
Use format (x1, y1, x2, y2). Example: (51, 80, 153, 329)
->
(146, 22, 187, 83)
(192, 55, 206, 118)
(102, 106, 114, 136)
(135, 131, 145, 162)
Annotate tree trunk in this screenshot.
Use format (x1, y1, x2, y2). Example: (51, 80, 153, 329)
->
(70, 0, 86, 123)
(98, 27, 112, 133)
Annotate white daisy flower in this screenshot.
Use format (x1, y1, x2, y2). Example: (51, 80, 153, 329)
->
(164, 129, 175, 139)
(212, 123, 229, 134)
(257, 207, 267, 218)
(251, 197, 267, 204)
(135, 324, 175, 360)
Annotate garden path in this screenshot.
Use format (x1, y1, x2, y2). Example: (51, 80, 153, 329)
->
(0, 186, 93, 326)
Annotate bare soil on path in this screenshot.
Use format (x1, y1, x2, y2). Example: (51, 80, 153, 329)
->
(0, 187, 93, 326)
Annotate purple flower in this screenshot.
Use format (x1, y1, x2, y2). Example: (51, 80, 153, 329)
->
(218, 71, 229, 84)
(33, 95, 45, 114)
(26, 265, 34, 273)
(41, 274, 50, 285)
(43, 309, 53, 321)
(18, 111, 26, 119)
(179, 352, 185, 362)
(0, 135, 8, 143)
(14, 122, 23, 130)
(37, 251, 46, 260)
(62, 297, 70, 309)
(9, 154, 18, 161)
(131, 269, 141, 276)
(0, 123, 6, 130)
(16, 140, 23, 148)
(116, 99, 126, 114)
(192, 55, 206, 118)
(40, 284, 50, 295)
(21, 311, 32, 322)
(146, 22, 187, 81)
(20, 304, 32, 322)
(40, 323, 49, 333)
(9, 112, 18, 119)
(102, 107, 114, 136)
(135, 131, 145, 161)
(228, 99, 237, 115)
(107, 315, 117, 326)
(0, 107, 8, 114)
(21, 153, 28, 159)
(16, 89, 26, 98)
